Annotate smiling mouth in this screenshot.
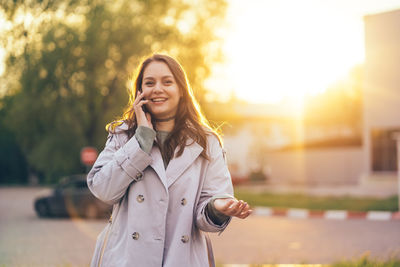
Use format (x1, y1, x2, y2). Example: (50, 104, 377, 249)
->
(151, 98, 167, 103)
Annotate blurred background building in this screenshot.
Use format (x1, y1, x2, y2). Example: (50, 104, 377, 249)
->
(362, 9, 400, 185)
(221, 8, 400, 187)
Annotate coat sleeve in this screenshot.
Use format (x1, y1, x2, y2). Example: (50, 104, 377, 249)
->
(195, 135, 234, 233)
(87, 132, 153, 205)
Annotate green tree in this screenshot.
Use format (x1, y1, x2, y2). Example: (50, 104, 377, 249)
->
(0, 96, 28, 183)
(0, 0, 227, 183)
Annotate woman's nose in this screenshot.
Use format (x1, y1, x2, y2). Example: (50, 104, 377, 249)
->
(153, 81, 162, 92)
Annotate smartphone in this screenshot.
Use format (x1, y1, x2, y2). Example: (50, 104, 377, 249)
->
(139, 89, 148, 114)
(142, 97, 148, 113)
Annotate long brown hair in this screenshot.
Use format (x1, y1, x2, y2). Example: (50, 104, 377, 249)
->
(106, 54, 222, 161)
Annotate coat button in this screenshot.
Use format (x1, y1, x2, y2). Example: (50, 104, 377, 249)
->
(135, 172, 143, 180)
(181, 198, 187, 206)
(137, 195, 144, 203)
(132, 232, 140, 240)
(181, 235, 189, 243)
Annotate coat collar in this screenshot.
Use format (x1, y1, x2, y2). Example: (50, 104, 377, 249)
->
(149, 137, 204, 190)
(149, 145, 168, 191)
(166, 139, 203, 188)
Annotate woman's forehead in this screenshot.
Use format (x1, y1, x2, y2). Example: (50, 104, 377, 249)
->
(143, 61, 174, 79)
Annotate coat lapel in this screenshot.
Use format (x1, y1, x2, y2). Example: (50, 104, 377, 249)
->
(149, 145, 168, 192)
(166, 139, 203, 188)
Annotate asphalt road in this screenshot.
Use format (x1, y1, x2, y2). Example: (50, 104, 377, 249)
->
(0, 187, 399, 266)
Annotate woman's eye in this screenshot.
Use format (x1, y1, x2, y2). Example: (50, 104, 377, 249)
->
(164, 80, 173, 85)
(145, 82, 154, 86)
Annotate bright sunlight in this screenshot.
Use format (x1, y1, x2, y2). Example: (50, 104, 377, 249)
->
(205, 0, 400, 105)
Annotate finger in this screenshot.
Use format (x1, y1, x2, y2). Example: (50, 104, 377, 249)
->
(240, 202, 250, 213)
(133, 91, 145, 105)
(234, 201, 251, 216)
(235, 205, 252, 219)
(237, 210, 252, 219)
(133, 92, 142, 105)
(220, 199, 236, 212)
(232, 206, 249, 218)
(138, 99, 149, 106)
(134, 100, 149, 112)
(236, 212, 248, 219)
(227, 200, 245, 216)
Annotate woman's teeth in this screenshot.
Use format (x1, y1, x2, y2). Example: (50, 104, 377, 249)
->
(152, 98, 167, 102)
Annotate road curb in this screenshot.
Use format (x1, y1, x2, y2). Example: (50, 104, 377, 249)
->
(253, 207, 400, 221)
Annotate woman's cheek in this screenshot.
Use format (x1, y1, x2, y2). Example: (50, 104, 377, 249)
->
(142, 88, 152, 98)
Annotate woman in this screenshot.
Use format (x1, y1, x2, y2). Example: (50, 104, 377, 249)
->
(87, 54, 252, 267)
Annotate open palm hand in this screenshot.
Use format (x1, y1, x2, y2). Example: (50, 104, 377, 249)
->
(213, 198, 252, 219)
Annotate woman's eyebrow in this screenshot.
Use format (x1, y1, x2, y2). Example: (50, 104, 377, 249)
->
(143, 75, 174, 80)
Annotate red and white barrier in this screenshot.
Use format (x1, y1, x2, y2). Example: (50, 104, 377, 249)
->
(253, 207, 400, 221)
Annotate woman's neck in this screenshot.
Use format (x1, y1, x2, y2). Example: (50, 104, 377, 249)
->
(155, 120, 175, 132)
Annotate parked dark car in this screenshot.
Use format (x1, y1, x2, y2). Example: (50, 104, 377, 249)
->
(34, 174, 112, 219)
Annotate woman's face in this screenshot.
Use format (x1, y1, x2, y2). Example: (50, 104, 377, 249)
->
(141, 61, 181, 119)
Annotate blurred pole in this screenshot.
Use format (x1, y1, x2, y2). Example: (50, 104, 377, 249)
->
(394, 133, 400, 212)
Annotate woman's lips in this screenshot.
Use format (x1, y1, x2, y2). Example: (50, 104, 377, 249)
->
(151, 97, 167, 104)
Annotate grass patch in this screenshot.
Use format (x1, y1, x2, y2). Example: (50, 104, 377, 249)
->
(331, 254, 400, 267)
(217, 255, 400, 266)
(234, 189, 398, 211)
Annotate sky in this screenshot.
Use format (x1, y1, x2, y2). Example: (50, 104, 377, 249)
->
(2, 1, 400, 106)
(205, 0, 400, 104)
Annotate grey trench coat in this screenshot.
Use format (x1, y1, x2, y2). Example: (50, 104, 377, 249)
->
(87, 123, 234, 267)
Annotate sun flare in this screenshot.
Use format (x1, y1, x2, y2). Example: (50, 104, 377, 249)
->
(205, 0, 400, 106)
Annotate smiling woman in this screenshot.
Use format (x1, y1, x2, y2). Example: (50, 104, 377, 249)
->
(87, 54, 252, 267)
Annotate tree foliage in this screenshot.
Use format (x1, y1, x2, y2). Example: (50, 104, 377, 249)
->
(0, 0, 227, 183)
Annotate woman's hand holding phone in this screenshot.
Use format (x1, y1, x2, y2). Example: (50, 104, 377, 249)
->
(133, 91, 153, 129)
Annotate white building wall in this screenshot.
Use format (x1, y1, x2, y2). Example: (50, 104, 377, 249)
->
(265, 148, 363, 185)
(222, 123, 364, 185)
(363, 9, 400, 176)
(223, 127, 253, 177)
